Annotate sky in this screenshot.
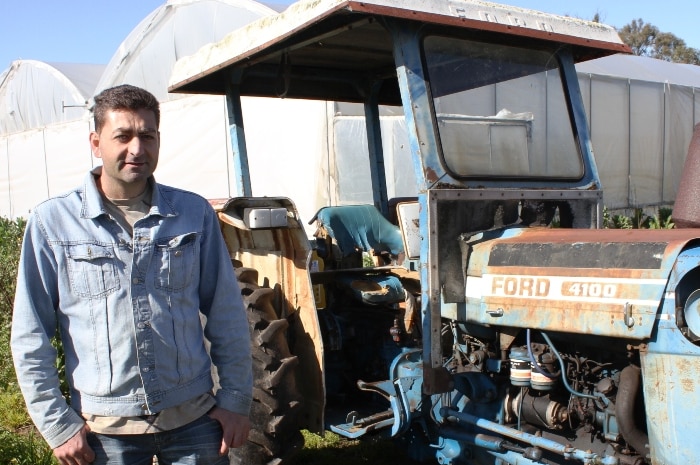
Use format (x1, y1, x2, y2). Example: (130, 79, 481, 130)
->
(1, 0, 699, 71)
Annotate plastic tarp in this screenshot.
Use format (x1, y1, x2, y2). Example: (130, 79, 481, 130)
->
(43, 121, 95, 197)
(0, 61, 104, 134)
(2, 2, 700, 225)
(332, 115, 416, 205)
(577, 54, 700, 88)
(242, 96, 329, 225)
(95, 0, 275, 102)
(7, 130, 49, 218)
(578, 55, 700, 209)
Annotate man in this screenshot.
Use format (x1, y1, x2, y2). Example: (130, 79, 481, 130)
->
(11, 84, 252, 465)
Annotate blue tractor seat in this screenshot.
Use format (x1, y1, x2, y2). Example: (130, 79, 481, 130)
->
(310, 204, 405, 267)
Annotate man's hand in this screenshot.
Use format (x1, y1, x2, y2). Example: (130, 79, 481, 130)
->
(207, 406, 251, 455)
(53, 425, 95, 465)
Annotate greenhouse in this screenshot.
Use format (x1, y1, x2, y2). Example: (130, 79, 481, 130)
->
(1, 0, 700, 226)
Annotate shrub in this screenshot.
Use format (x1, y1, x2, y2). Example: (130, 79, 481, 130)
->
(0, 218, 47, 461)
(0, 217, 25, 391)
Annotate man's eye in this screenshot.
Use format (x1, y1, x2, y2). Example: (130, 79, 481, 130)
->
(116, 135, 130, 142)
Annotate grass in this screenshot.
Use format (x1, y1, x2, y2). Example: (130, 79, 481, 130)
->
(292, 430, 427, 465)
(0, 427, 55, 465)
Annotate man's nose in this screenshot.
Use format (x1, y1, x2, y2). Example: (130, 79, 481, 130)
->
(128, 137, 144, 155)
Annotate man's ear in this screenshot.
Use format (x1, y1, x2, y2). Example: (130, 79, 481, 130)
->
(90, 131, 101, 158)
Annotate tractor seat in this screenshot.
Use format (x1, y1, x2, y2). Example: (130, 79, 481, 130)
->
(310, 204, 405, 267)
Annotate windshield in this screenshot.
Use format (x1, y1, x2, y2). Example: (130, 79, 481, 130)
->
(423, 36, 582, 179)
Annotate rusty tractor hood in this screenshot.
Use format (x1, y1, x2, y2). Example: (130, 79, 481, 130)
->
(460, 227, 700, 340)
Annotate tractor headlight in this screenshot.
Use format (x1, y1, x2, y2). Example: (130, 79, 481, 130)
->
(683, 289, 700, 342)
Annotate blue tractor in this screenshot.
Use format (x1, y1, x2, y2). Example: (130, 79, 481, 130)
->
(170, 1, 700, 464)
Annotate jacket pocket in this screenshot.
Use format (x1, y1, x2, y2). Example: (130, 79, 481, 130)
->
(154, 232, 199, 291)
(66, 243, 120, 298)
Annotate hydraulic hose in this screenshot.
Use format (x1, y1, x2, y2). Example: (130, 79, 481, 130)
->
(615, 365, 650, 459)
(540, 331, 605, 404)
(527, 329, 559, 378)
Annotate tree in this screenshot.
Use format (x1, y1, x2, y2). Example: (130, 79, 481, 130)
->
(618, 18, 700, 65)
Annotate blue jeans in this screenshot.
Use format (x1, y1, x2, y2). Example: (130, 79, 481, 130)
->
(87, 415, 229, 465)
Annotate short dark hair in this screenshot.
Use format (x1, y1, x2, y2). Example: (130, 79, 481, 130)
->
(92, 84, 160, 133)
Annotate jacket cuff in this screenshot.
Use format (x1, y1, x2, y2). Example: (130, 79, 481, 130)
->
(214, 389, 252, 416)
(42, 408, 85, 449)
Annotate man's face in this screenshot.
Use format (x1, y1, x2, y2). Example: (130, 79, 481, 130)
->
(90, 108, 159, 198)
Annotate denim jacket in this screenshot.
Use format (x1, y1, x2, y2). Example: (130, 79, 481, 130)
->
(11, 171, 252, 449)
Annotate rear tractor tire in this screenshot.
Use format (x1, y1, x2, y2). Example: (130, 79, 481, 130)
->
(230, 267, 304, 465)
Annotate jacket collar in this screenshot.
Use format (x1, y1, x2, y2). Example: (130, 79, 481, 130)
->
(81, 167, 178, 220)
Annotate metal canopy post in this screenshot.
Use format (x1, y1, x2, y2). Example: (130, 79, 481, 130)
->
(390, 20, 451, 395)
(225, 71, 252, 197)
(364, 80, 389, 217)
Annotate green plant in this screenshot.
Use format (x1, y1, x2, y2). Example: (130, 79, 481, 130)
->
(0, 427, 56, 465)
(603, 206, 675, 230)
(603, 207, 633, 229)
(293, 430, 425, 465)
(0, 389, 32, 431)
(0, 218, 49, 463)
(0, 217, 25, 314)
(646, 207, 675, 229)
(0, 217, 25, 388)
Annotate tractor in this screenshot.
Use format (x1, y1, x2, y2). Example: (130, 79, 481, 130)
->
(169, 1, 700, 464)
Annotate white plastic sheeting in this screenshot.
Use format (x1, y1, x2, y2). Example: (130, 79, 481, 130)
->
(1, 54, 699, 224)
(332, 116, 415, 205)
(578, 56, 700, 209)
(0, 120, 94, 217)
(95, 0, 276, 101)
(0, 93, 327, 224)
(0, 61, 104, 134)
(1, 0, 700, 224)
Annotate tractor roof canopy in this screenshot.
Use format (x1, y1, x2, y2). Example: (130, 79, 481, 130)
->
(168, 0, 628, 104)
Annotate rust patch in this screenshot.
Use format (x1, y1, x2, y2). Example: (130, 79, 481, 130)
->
(500, 227, 700, 245)
(425, 166, 439, 183)
(682, 378, 694, 393)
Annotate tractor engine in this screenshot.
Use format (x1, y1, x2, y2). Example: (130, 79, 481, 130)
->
(430, 323, 649, 465)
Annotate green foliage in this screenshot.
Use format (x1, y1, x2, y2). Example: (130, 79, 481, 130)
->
(603, 207, 632, 229)
(618, 18, 700, 65)
(0, 217, 29, 432)
(0, 217, 25, 316)
(0, 217, 25, 389)
(0, 427, 56, 465)
(0, 217, 50, 463)
(646, 207, 675, 229)
(0, 390, 32, 431)
(603, 207, 675, 230)
(293, 430, 424, 465)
